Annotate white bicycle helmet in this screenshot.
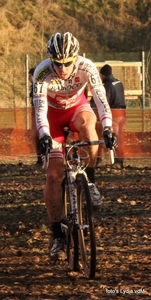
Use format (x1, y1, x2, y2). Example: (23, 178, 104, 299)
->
(47, 32, 79, 59)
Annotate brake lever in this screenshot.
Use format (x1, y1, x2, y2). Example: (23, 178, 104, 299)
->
(109, 147, 115, 165)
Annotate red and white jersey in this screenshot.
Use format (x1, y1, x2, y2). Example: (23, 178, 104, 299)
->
(33, 56, 112, 137)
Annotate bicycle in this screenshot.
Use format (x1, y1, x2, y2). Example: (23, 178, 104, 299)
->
(43, 127, 114, 279)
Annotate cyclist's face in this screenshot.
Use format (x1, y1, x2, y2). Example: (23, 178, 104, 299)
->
(52, 57, 76, 80)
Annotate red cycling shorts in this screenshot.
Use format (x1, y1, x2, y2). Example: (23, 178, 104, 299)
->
(46, 98, 95, 159)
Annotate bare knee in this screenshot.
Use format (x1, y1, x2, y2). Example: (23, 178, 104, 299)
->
(81, 120, 95, 133)
(74, 112, 97, 138)
(46, 159, 63, 187)
(46, 172, 61, 187)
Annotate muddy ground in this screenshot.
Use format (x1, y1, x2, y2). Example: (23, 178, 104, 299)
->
(0, 158, 151, 300)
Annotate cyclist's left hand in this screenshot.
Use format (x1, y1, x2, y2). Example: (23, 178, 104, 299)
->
(103, 128, 118, 149)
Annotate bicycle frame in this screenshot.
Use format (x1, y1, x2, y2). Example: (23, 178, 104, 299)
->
(62, 136, 105, 278)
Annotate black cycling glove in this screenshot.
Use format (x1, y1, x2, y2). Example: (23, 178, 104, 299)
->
(38, 134, 52, 155)
(103, 128, 118, 150)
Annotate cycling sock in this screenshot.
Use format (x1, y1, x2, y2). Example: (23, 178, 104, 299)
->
(85, 167, 95, 183)
(51, 221, 63, 239)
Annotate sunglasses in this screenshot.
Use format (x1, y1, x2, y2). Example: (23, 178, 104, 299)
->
(52, 58, 75, 68)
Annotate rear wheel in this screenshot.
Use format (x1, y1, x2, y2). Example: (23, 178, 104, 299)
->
(61, 178, 79, 271)
(76, 173, 96, 278)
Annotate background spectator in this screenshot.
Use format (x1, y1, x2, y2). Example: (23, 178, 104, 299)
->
(100, 64, 126, 168)
(29, 67, 42, 164)
(28, 67, 35, 106)
(91, 64, 126, 168)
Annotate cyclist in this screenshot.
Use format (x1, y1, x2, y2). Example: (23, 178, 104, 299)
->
(33, 32, 117, 261)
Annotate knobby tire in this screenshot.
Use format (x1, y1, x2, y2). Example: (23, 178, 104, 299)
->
(61, 177, 79, 271)
(76, 173, 96, 278)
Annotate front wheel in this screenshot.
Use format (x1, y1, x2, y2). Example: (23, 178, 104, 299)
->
(61, 178, 79, 271)
(76, 173, 96, 278)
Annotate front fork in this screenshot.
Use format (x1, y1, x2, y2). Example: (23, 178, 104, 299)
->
(67, 169, 79, 225)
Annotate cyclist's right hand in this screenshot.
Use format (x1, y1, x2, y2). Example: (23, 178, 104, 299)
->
(38, 134, 52, 155)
